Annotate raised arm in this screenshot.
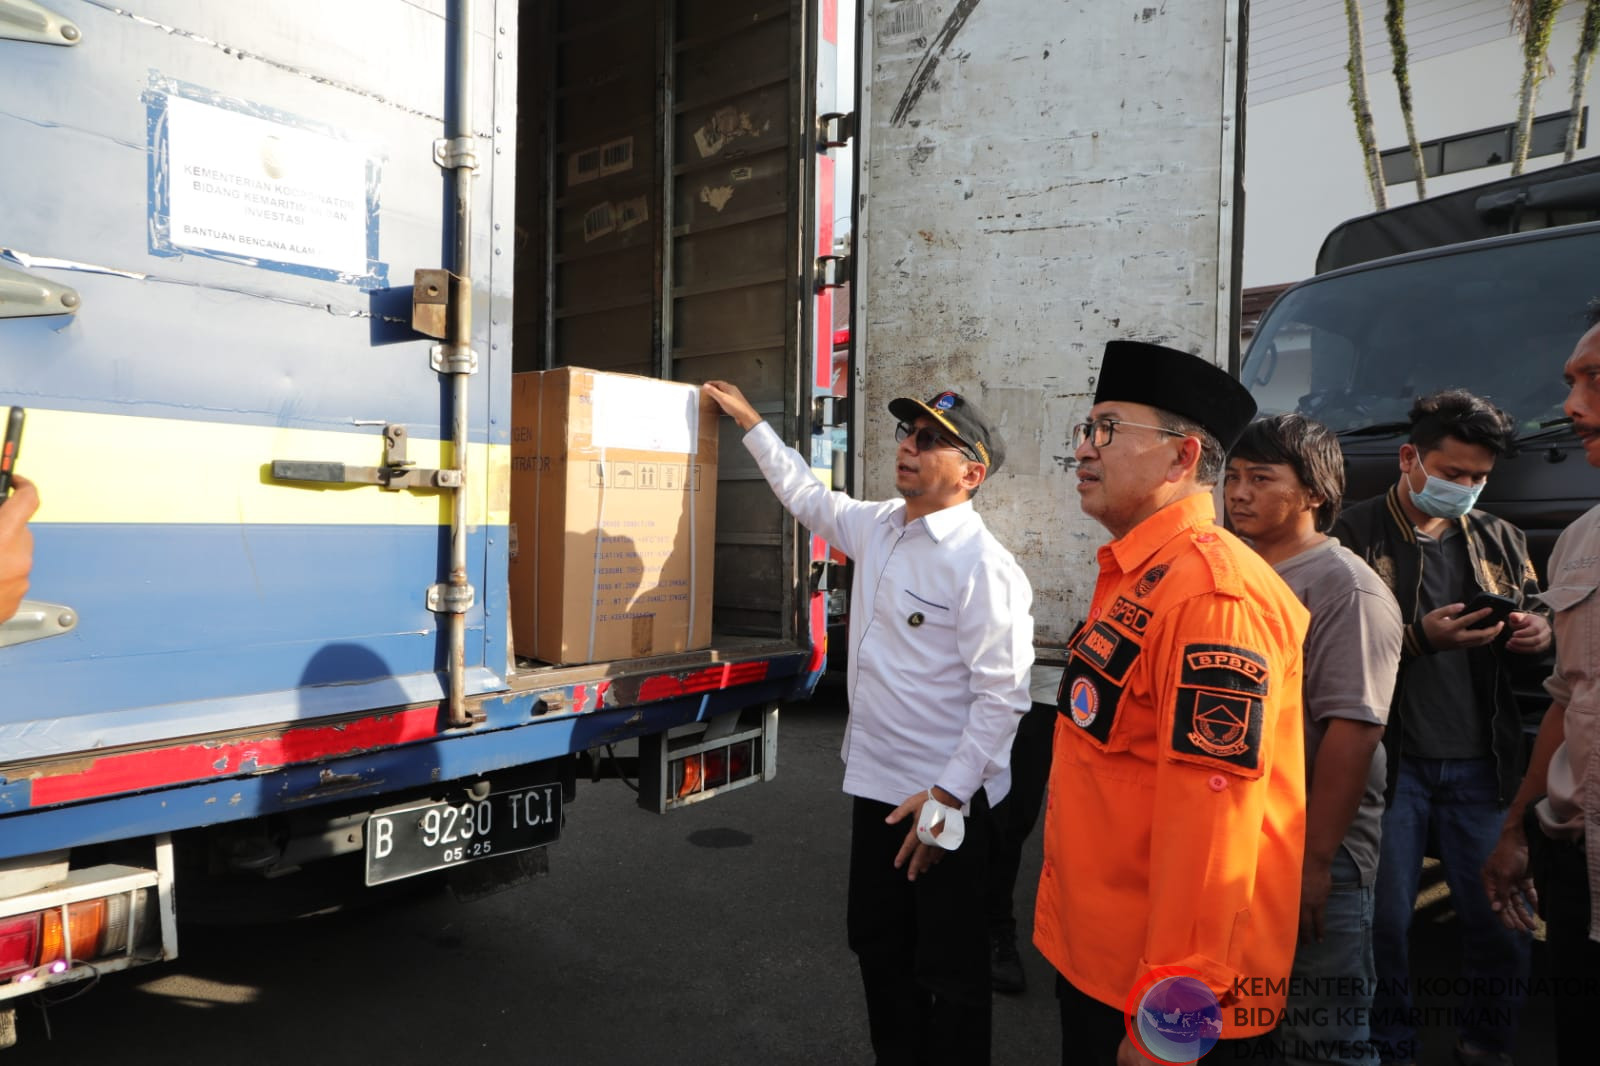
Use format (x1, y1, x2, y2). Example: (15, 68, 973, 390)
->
(703, 380, 881, 558)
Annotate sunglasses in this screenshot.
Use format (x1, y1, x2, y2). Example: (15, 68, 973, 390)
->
(895, 421, 980, 462)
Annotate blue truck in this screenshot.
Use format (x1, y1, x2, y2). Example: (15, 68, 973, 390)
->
(0, 0, 846, 1041)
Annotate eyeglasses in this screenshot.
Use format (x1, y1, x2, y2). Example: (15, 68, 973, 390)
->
(1070, 418, 1189, 449)
(895, 421, 979, 461)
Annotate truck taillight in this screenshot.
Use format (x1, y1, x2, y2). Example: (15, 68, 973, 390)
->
(701, 747, 729, 789)
(38, 896, 127, 969)
(2, 891, 143, 984)
(670, 737, 761, 799)
(640, 706, 777, 812)
(0, 916, 41, 981)
(673, 755, 702, 798)
(727, 739, 753, 780)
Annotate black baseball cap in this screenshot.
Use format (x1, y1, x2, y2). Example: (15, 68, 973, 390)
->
(888, 390, 1006, 474)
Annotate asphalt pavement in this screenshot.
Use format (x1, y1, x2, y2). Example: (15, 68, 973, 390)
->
(1, 678, 1561, 1064)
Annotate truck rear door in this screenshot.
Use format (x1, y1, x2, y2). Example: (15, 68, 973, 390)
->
(0, 1, 513, 762)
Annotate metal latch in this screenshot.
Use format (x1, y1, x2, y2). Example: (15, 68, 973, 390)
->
(816, 255, 851, 290)
(271, 424, 463, 492)
(412, 269, 478, 374)
(0, 262, 79, 319)
(411, 269, 450, 339)
(0, 600, 77, 649)
(818, 112, 856, 149)
(0, 0, 79, 45)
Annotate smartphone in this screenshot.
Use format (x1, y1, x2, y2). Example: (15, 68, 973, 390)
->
(1461, 591, 1518, 631)
(0, 406, 22, 500)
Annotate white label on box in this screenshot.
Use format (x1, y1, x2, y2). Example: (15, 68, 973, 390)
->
(590, 377, 699, 454)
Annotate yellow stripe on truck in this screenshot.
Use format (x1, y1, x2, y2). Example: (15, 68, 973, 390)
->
(20, 408, 509, 526)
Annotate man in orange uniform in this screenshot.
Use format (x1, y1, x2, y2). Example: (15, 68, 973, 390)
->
(1035, 341, 1310, 1065)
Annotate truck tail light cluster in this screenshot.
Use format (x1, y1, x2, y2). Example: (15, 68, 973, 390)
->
(670, 738, 760, 799)
(638, 704, 779, 812)
(0, 853, 172, 1002)
(0, 893, 141, 984)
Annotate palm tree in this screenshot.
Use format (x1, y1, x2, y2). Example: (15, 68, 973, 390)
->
(1566, 0, 1600, 160)
(1386, 1, 1427, 196)
(1510, 0, 1565, 175)
(1346, 0, 1388, 208)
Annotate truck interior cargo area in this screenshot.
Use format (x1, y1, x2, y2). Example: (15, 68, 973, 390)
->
(506, 0, 817, 673)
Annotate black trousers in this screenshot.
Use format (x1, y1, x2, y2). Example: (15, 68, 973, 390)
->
(1527, 808, 1600, 1066)
(1056, 976, 1275, 1066)
(986, 701, 1056, 939)
(847, 793, 993, 1066)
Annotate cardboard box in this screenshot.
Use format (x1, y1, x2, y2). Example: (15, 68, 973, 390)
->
(509, 367, 718, 665)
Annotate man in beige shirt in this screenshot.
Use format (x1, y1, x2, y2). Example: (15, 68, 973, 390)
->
(1482, 308, 1600, 1066)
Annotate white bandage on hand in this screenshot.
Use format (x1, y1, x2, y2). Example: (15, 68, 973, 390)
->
(915, 790, 966, 850)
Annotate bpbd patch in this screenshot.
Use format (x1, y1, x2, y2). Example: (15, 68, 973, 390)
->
(1171, 642, 1268, 775)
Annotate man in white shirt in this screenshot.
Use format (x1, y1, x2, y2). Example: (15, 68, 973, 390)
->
(703, 380, 1035, 1066)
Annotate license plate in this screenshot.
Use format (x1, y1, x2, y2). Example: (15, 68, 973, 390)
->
(364, 785, 561, 886)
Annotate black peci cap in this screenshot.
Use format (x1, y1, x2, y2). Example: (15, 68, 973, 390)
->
(888, 390, 1006, 474)
(1093, 340, 1257, 451)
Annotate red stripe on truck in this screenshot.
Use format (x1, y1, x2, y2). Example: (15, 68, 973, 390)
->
(28, 705, 442, 807)
(635, 661, 770, 702)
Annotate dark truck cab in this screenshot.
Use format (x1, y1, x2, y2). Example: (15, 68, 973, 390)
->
(1243, 165, 1600, 723)
(1244, 206, 1600, 578)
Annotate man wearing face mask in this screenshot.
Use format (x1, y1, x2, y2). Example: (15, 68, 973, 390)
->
(1331, 389, 1550, 1066)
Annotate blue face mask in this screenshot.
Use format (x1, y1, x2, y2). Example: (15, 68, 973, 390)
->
(1410, 457, 1485, 519)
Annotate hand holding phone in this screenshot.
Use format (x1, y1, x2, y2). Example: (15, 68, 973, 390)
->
(0, 406, 22, 501)
(1460, 591, 1518, 631)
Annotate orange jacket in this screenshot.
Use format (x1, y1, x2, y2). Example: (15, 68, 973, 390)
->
(1034, 493, 1309, 1038)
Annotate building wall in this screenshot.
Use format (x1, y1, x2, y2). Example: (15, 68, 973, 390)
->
(1244, 0, 1597, 287)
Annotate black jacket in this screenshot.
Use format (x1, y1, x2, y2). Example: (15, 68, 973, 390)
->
(1330, 485, 1545, 805)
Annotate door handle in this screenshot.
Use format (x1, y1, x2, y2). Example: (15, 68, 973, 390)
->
(0, 262, 80, 319)
(0, 599, 77, 649)
(0, 0, 80, 46)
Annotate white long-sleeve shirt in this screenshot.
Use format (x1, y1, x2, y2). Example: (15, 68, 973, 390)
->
(743, 422, 1035, 807)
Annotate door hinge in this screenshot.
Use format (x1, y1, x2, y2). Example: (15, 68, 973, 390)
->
(818, 112, 856, 149)
(433, 136, 479, 172)
(810, 559, 842, 593)
(426, 583, 477, 613)
(816, 254, 851, 290)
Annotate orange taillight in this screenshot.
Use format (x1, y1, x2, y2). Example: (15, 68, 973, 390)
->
(676, 754, 703, 797)
(38, 899, 107, 967)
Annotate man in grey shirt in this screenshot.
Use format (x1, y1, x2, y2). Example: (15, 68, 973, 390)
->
(1226, 414, 1403, 1066)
